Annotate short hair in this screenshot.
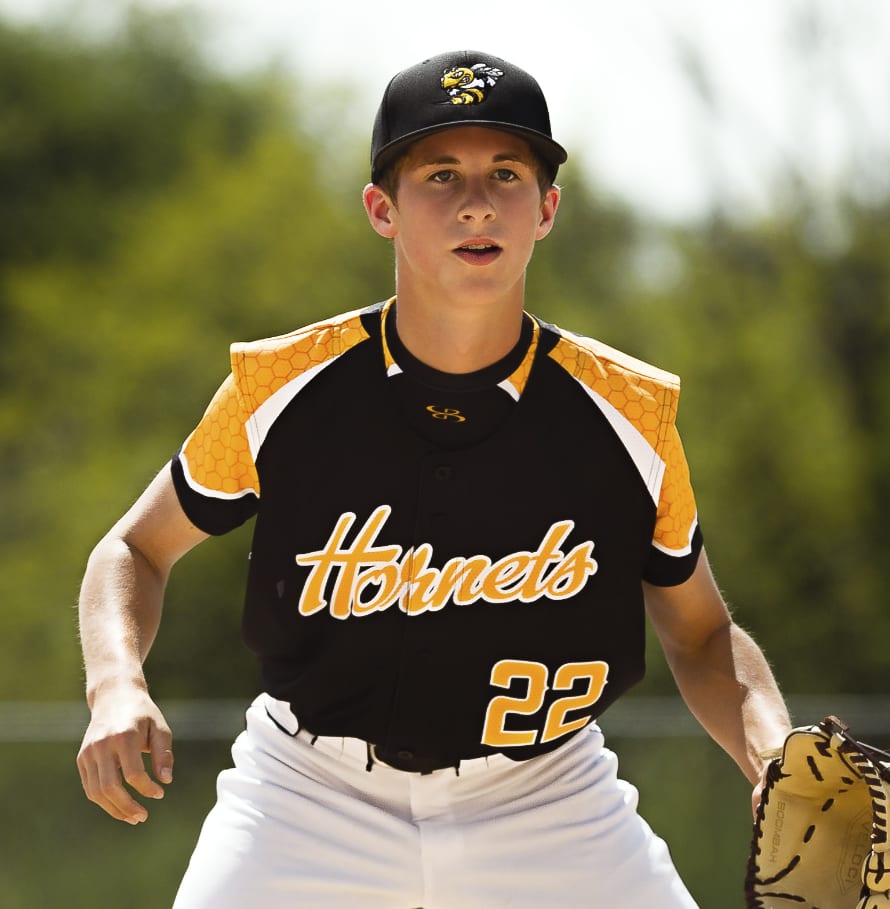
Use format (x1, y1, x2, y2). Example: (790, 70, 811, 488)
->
(376, 137, 556, 204)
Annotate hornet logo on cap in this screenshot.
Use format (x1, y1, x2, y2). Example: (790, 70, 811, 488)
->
(440, 63, 504, 105)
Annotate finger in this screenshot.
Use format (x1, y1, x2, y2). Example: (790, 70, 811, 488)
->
(76, 745, 92, 796)
(79, 744, 148, 824)
(98, 749, 153, 823)
(118, 744, 165, 802)
(149, 722, 174, 785)
(751, 783, 765, 819)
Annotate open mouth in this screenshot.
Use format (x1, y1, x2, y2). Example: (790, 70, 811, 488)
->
(454, 241, 502, 264)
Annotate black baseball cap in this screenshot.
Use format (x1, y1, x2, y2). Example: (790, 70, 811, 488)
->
(370, 50, 567, 185)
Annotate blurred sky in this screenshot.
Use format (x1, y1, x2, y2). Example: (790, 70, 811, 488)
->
(2, 0, 889, 220)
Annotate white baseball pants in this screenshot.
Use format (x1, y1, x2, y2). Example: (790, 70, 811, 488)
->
(172, 694, 699, 908)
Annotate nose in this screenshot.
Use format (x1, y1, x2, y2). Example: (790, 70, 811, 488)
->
(458, 177, 495, 222)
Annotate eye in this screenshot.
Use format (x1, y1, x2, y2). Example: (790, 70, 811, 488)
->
(492, 167, 519, 182)
(428, 169, 457, 184)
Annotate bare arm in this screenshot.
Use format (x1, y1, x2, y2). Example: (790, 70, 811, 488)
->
(643, 548, 791, 801)
(76, 467, 208, 824)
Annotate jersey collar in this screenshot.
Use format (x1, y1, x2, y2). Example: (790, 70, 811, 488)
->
(380, 297, 540, 400)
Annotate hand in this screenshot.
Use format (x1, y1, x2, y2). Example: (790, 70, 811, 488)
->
(751, 755, 776, 819)
(76, 687, 173, 824)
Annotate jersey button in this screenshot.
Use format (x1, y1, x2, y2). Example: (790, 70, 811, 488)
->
(433, 465, 452, 481)
(396, 749, 415, 761)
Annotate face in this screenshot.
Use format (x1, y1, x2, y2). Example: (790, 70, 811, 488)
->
(364, 127, 560, 311)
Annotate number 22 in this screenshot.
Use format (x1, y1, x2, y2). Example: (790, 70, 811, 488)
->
(481, 658, 609, 748)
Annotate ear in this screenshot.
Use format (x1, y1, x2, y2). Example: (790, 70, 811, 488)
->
(535, 185, 561, 241)
(363, 183, 398, 239)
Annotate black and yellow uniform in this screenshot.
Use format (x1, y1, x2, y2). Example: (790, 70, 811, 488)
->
(172, 299, 702, 764)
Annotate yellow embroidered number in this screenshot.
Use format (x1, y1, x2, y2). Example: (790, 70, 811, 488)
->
(481, 659, 609, 748)
(541, 661, 609, 743)
(483, 659, 549, 747)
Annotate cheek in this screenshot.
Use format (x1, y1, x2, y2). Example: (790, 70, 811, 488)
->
(516, 210, 548, 248)
(394, 204, 436, 242)
(502, 193, 546, 229)
(394, 224, 438, 270)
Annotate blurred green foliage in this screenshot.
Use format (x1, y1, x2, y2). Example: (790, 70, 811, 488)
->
(1, 7, 889, 906)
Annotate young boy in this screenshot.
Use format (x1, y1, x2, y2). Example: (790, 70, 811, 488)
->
(76, 51, 791, 908)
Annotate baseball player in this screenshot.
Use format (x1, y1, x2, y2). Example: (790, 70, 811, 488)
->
(76, 51, 792, 908)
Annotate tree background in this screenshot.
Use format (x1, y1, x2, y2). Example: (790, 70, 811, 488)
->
(0, 6, 888, 906)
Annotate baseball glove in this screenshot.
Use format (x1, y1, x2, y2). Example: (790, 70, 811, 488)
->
(745, 716, 890, 908)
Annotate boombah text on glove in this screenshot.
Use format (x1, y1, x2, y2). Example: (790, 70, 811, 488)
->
(295, 505, 598, 619)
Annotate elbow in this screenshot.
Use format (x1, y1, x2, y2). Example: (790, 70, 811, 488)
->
(660, 616, 736, 672)
(87, 530, 170, 589)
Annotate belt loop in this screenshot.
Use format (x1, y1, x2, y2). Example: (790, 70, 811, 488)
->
(365, 742, 373, 773)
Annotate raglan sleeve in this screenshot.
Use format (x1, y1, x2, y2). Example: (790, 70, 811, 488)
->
(642, 418, 703, 586)
(170, 368, 261, 536)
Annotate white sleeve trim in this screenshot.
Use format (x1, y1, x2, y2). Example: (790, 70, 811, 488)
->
(573, 378, 665, 507)
(246, 357, 340, 461)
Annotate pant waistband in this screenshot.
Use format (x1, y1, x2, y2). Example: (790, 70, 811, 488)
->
(261, 694, 490, 776)
(369, 742, 461, 774)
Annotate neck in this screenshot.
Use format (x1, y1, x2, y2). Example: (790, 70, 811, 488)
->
(393, 294, 525, 374)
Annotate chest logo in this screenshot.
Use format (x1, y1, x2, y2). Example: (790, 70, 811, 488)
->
(295, 505, 598, 620)
(426, 405, 466, 423)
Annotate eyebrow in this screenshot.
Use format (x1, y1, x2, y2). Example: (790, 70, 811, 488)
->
(413, 151, 531, 167)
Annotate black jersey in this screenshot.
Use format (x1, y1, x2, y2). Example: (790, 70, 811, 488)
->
(172, 299, 702, 760)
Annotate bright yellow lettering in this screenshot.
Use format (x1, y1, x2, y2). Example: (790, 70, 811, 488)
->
(295, 506, 401, 619)
(519, 520, 574, 599)
(451, 555, 493, 605)
(481, 553, 533, 602)
(295, 510, 598, 619)
(352, 563, 402, 615)
(544, 543, 598, 599)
